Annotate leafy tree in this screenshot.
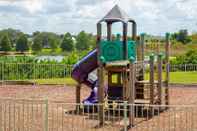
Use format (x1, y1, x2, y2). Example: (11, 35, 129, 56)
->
(190, 33, 197, 44)
(32, 32, 61, 52)
(172, 29, 191, 44)
(0, 28, 23, 47)
(60, 33, 74, 52)
(48, 35, 60, 51)
(177, 30, 190, 44)
(32, 31, 40, 37)
(16, 34, 29, 52)
(32, 35, 42, 52)
(0, 35, 12, 51)
(170, 49, 197, 64)
(88, 34, 96, 49)
(76, 31, 90, 51)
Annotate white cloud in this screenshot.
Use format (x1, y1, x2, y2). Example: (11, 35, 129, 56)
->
(22, 0, 43, 14)
(0, 0, 196, 35)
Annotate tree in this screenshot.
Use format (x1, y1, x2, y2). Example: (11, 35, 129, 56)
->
(32, 32, 60, 52)
(33, 31, 40, 37)
(48, 35, 60, 51)
(60, 33, 74, 52)
(32, 34, 42, 52)
(88, 34, 96, 49)
(76, 31, 90, 51)
(176, 29, 191, 44)
(171, 49, 197, 64)
(0, 35, 12, 51)
(0, 28, 23, 47)
(190, 33, 197, 44)
(16, 34, 29, 52)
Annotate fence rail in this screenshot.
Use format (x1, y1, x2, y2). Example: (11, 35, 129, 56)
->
(0, 98, 197, 131)
(0, 63, 72, 81)
(0, 63, 196, 84)
(170, 64, 197, 72)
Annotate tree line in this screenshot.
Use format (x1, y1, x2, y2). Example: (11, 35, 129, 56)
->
(0, 28, 96, 53)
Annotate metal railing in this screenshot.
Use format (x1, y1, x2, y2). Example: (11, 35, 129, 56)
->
(0, 63, 72, 84)
(0, 63, 197, 80)
(170, 64, 197, 72)
(0, 63, 196, 86)
(0, 98, 197, 131)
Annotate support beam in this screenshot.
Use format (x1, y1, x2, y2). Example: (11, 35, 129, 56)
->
(132, 22, 137, 41)
(76, 83, 81, 111)
(140, 34, 145, 62)
(158, 54, 162, 105)
(122, 68, 127, 101)
(140, 33, 145, 80)
(107, 23, 112, 41)
(149, 54, 154, 104)
(123, 23, 128, 60)
(136, 37, 141, 62)
(129, 62, 135, 127)
(156, 40, 160, 55)
(165, 33, 170, 106)
(97, 22, 105, 126)
(98, 66, 105, 126)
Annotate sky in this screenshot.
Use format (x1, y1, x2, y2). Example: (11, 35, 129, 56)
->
(0, 0, 196, 36)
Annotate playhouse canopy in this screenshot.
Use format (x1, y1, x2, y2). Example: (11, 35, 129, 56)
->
(99, 5, 134, 23)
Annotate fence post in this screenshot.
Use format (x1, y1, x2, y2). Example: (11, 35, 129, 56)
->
(2, 63, 4, 85)
(124, 101, 128, 131)
(0, 101, 2, 131)
(0, 63, 2, 86)
(44, 99, 49, 131)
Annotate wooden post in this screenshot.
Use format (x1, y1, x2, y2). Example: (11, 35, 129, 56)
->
(98, 66, 105, 125)
(129, 60, 135, 127)
(136, 37, 141, 62)
(140, 33, 145, 80)
(158, 54, 162, 105)
(97, 22, 105, 125)
(149, 54, 154, 104)
(132, 21, 137, 41)
(156, 40, 160, 55)
(165, 33, 170, 106)
(76, 83, 81, 111)
(44, 99, 48, 131)
(140, 33, 145, 63)
(123, 23, 128, 60)
(122, 68, 127, 101)
(107, 22, 112, 41)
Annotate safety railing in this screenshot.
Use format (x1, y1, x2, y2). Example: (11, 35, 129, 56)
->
(0, 98, 197, 131)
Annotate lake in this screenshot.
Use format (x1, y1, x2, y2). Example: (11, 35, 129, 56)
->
(35, 55, 64, 62)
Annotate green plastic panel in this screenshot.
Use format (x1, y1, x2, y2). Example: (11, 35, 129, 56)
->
(100, 40, 136, 62)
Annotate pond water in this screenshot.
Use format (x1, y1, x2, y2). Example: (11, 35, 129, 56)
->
(35, 55, 65, 62)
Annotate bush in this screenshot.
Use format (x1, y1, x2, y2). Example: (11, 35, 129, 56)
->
(170, 49, 197, 64)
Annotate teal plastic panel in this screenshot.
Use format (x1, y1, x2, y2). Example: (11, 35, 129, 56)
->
(100, 40, 136, 62)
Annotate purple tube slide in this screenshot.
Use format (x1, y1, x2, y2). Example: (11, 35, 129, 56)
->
(71, 49, 98, 104)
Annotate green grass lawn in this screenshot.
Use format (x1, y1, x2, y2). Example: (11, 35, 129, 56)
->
(145, 71, 197, 84)
(169, 72, 197, 84)
(33, 71, 197, 86)
(34, 77, 77, 85)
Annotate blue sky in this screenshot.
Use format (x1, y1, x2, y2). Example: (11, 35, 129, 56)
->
(0, 0, 196, 35)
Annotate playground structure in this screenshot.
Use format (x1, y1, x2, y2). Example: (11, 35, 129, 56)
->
(71, 5, 170, 126)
